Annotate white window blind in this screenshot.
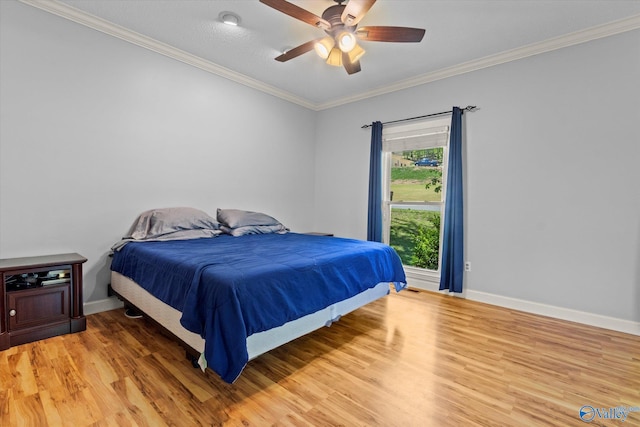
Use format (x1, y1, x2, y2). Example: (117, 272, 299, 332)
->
(383, 125, 449, 152)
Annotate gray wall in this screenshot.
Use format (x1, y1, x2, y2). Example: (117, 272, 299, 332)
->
(0, 1, 316, 305)
(1, 1, 639, 331)
(314, 29, 640, 328)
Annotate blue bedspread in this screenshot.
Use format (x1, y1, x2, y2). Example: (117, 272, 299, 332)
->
(111, 233, 406, 383)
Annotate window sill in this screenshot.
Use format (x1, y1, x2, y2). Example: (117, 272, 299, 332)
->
(403, 265, 441, 291)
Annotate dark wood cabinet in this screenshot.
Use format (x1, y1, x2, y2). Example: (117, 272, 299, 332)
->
(0, 253, 87, 350)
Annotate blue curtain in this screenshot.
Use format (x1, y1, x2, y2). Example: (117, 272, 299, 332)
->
(367, 121, 383, 242)
(439, 107, 464, 292)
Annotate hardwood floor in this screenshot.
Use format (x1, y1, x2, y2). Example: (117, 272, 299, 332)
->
(1, 289, 639, 426)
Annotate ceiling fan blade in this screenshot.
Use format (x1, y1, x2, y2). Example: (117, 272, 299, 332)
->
(275, 39, 318, 62)
(356, 26, 426, 42)
(342, 52, 361, 75)
(341, 0, 376, 26)
(260, 0, 330, 30)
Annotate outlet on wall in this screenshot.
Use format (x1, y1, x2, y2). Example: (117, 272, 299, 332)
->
(465, 261, 471, 272)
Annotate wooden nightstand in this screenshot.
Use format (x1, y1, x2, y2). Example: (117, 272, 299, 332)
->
(0, 253, 87, 350)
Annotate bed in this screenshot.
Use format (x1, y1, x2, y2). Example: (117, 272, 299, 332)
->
(110, 207, 406, 383)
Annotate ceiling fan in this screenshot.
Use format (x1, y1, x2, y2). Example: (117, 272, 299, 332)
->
(260, 0, 425, 75)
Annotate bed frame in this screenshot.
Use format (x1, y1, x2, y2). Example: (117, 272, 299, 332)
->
(110, 271, 392, 367)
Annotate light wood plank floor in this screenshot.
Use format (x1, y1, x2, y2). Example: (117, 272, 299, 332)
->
(1, 289, 639, 426)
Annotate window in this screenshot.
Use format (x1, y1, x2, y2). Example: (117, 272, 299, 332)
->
(381, 117, 450, 281)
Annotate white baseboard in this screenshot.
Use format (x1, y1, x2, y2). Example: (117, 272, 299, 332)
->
(465, 290, 640, 336)
(84, 296, 124, 315)
(407, 279, 640, 336)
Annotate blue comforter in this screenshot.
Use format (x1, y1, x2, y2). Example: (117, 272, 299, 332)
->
(111, 233, 406, 383)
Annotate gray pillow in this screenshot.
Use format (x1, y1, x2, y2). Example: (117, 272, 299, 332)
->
(220, 224, 288, 237)
(126, 207, 220, 240)
(217, 209, 280, 228)
(217, 209, 288, 236)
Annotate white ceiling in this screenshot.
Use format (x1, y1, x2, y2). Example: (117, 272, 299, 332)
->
(25, 0, 640, 109)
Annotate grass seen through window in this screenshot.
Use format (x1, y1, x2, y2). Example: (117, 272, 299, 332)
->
(388, 151, 444, 270)
(390, 167, 442, 202)
(390, 208, 440, 269)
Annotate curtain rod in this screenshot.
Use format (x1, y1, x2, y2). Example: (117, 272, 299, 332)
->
(361, 105, 477, 129)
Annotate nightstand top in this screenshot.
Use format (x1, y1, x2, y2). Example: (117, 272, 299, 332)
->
(0, 253, 87, 272)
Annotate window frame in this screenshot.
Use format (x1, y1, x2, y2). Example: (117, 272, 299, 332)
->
(381, 117, 451, 283)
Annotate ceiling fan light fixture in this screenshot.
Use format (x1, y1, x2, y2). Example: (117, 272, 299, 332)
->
(326, 47, 343, 67)
(314, 37, 335, 59)
(337, 31, 356, 52)
(347, 43, 365, 62)
(259, 0, 426, 75)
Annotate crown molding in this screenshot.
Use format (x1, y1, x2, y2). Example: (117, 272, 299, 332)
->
(317, 13, 640, 110)
(19, 0, 317, 110)
(19, 1, 640, 112)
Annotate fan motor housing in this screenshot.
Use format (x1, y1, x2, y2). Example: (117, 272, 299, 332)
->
(322, 5, 356, 35)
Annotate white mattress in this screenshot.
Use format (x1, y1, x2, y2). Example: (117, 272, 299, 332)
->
(111, 272, 391, 360)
